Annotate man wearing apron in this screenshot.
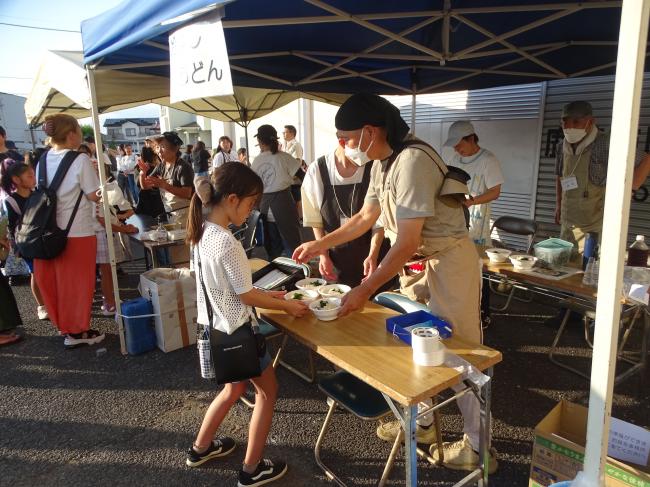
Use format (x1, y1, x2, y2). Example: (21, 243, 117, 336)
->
(555, 101, 650, 259)
(293, 94, 496, 473)
(301, 145, 391, 287)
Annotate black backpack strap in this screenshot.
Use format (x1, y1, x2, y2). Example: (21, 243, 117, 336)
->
(64, 191, 85, 234)
(49, 151, 80, 191)
(37, 152, 48, 189)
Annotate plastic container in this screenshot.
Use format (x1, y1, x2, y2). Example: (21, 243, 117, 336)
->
(627, 235, 648, 267)
(386, 310, 452, 346)
(121, 297, 157, 355)
(534, 238, 574, 266)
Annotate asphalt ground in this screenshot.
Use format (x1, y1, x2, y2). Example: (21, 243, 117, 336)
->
(2, 257, 649, 487)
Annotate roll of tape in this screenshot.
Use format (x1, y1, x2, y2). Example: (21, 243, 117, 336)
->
(411, 327, 442, 354)
(413, 346, 446, 366)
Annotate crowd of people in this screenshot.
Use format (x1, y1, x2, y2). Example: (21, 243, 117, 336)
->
(2, 94, 650, 486)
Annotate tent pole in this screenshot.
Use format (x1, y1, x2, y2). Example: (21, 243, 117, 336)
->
(86, 65, 127, 355)
(244, 124, 250, 154)
(579, 1, 649, 485)
(410, 92, 416, 136)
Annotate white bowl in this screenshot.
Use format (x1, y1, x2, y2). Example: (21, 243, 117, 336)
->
(509, 254, 538, 270)
(318, 284, 352, 298)
(295, 278, 328, 292)
(309, 298, 341, 321)
(485, 248, 512, 263)
(284, 289, 319, 304)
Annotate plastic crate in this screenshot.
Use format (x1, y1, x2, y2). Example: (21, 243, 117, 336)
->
(386, 310, 452, 346)
(122, 297, 157, 355)
(534, 238, 574, 266)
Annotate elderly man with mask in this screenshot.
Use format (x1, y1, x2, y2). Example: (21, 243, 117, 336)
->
(293, 93, 496, 474)
(556, 101, 650, 258)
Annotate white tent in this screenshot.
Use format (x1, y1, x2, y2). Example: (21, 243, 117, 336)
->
(25, 50, 347, 127)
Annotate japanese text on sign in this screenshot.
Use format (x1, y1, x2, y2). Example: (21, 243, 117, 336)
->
(169, 17, 234, 103)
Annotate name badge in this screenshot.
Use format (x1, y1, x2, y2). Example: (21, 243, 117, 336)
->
(561, 176, 578, 191)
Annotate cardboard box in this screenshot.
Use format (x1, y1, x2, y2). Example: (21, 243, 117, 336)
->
(529, 400, 650, 487)
(140, 268, 197, 353)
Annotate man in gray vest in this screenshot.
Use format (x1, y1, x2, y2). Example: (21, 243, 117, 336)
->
(555, 101, 650, 258)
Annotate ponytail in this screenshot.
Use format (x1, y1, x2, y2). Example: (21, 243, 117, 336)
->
(185, 162, 263, 246)
(186, 193, 205, 245)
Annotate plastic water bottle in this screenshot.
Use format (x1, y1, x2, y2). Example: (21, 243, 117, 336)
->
(582, 232, 598, 270)
(627, 235, 649, 267)
(582, 257, 596, 286)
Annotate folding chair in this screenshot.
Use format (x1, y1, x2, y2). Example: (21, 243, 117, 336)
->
(241, 257, 316, 407)
(487, 216, 538, 313)
(548, 297, 646, 385)
(315, 371, 403, 486)
(232, 210, 261, 257)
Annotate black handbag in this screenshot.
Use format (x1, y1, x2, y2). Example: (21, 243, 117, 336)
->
(196, 247, 266, 384)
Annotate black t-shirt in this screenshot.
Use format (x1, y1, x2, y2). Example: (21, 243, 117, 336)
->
(191, 149, 211, 174)
(0, 149, 23, 163)
(150, 158, 194, 187)
(3, 193, 29, 237)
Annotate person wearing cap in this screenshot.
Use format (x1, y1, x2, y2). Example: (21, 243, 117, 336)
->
(444, 121, 504, 245)
(556, 101, 650, 257)
(140, 131, 194, 228)
(251, 124, 302, 259)
(293, 93, 496, 473)
(300, 142, 392, 287)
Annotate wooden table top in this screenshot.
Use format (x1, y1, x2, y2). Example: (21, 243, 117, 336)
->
(259, 301, 502, 406)
(478, 246, 596, 299)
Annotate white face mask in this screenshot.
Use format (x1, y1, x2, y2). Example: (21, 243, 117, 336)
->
(344, 128, 373, 166)
(563, 127, 587, 144)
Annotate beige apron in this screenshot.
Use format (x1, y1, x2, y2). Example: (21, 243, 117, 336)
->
(381, 162, 482, 345)
(560, 145, 605, 257)
(160, 163, 191, 265)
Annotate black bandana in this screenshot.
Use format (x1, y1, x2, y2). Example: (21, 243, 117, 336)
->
(335, 93, 410, 150)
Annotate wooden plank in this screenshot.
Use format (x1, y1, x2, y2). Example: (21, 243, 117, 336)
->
(259, 301, 502, 406)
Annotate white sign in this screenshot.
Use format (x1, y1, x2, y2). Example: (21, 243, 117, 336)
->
(608, 417, 650, 467)
(169, 18, 234, 103)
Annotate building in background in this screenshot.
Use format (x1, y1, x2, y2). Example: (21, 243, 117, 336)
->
(0, 92, 46, 150)
(103, 117, 160, 150)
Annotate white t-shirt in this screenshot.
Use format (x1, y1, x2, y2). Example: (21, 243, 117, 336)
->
(448, 148, 504, 244)
(251, 150, 302, 193)
(194, 222, 254, 335)
(118, 153, 137, 174)
(43, 149, 99, 238)
(301, 151, 366, 228)
(284, 139, 303, 161)
(212, 150, 238, 169)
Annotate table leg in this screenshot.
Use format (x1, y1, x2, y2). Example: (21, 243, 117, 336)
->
(150, 247, 159, 268)
(478, 367, 493, 487)
(404, 404, 418, 487)
(382, 395, 418, 487)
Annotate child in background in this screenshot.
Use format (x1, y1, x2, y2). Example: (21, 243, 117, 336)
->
(79, 144, 138, 315)
(186, 162, 308, 487)
(0, 158, 48, 319)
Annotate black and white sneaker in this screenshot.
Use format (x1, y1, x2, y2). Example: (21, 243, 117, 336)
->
(185, 437, 236, 467)
(64, 330, 105, 349)
(238, 459, 287, 487)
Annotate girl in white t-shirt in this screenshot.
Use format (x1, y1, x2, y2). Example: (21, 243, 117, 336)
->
(185, 162, 308, 487)
(211, 136, 237, 169)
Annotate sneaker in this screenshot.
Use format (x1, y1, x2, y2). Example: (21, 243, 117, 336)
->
(185, 437, 236, 467)
(37, 305, 49, 321)
(64, 329, 105, 349)
(429, 434, 498, 474)
(238, 459, 287, 487)
(376, 419, 438, 445)
(101, 304, 116, 316)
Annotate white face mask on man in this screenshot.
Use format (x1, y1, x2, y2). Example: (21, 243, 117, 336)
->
(563, 128, 588, 144)
(344, 128, 374, 166)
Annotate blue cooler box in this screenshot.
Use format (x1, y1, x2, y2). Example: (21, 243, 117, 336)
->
(121, 297, 157, 355)
(386, 310, 452, 345)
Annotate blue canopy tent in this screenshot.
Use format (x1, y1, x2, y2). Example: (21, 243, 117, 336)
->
(81, 2, 649, 486)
